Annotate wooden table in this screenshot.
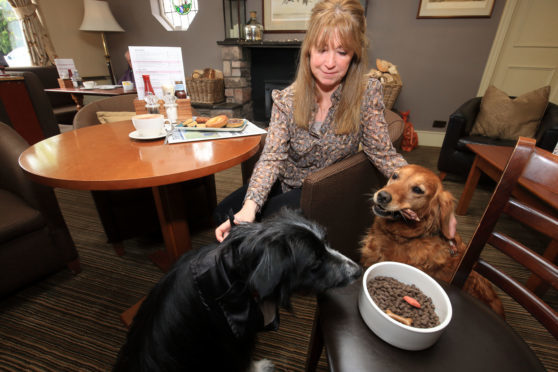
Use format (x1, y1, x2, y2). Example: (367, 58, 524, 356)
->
(18, 120, 262, 271)
(456, 144, 558, 216)
(44, 87, 137, 110)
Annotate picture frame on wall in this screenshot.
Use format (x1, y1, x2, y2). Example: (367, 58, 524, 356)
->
(263, 0, 368, 33)
(417, 0, 495, 19)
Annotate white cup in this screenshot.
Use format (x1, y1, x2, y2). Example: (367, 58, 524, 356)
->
(83, 81, 96, 89)
(122, 81, 134, 92)
(132, 114, 165, 137)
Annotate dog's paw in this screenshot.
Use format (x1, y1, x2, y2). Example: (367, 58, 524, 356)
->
(249, 359, 275, 372)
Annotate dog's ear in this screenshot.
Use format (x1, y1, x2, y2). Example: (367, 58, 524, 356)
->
(438, 190, 457, 240)
(248, 241, 294, 308)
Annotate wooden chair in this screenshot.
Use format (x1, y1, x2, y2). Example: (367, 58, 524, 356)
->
(451, 136, 558, 338)
(305, 137, 555, 371)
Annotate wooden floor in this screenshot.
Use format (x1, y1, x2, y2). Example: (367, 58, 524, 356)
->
(0, 145, 556, 371)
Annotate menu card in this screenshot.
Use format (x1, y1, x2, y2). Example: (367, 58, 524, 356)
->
(54, 59, 77, 78)
(128, 46, 186, 100)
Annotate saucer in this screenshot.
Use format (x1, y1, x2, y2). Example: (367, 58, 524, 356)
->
(129, 130, 166, 140)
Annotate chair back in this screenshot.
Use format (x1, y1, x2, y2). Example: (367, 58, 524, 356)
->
(73, 94, 137, 129)
(451, 137, 558, 339)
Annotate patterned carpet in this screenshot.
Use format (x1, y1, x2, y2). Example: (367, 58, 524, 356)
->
(0, 146, 556, 371)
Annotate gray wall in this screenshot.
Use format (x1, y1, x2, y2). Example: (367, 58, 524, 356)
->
(107, 0, 504, 133)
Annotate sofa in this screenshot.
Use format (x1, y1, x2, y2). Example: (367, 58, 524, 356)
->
(438, 97, 558, 179)
(6, 65, 77, 124)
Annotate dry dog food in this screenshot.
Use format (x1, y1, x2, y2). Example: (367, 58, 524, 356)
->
(367, 276, 440, 328)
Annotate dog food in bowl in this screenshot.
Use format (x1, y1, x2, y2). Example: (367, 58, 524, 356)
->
(367, 276, 440, 328)
(358, 262, 452, 350)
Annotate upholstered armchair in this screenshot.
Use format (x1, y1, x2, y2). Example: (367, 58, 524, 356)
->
(0, 122, 80, 296)
(437, 97, 558, 180)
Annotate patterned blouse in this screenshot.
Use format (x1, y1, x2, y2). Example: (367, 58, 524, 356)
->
(245, 77, 408, 209)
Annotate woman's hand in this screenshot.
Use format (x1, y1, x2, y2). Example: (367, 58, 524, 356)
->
(215, 200, 258, 242)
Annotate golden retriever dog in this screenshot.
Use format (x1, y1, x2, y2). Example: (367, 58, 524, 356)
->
(360, 164, 504, 317)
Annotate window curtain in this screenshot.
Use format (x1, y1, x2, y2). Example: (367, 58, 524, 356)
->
(8, 0, 57, 66)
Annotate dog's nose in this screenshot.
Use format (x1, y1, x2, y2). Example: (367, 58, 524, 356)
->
(376, 190, 392, 205)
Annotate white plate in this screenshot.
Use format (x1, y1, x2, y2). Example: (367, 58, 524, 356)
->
(129, 130, 166, 140)
(96, 85, 121, 90)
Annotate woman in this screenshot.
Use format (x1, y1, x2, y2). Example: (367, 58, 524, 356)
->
(215, 0, 407, 242)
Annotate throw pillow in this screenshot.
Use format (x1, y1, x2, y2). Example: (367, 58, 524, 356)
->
(97, 111, 136, 124)
(470, 85, 550, 140)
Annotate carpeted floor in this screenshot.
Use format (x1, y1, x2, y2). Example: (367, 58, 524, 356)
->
(0, 146, 556, 371)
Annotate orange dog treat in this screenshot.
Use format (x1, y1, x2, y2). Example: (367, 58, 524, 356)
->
(403, 295, 421, 308)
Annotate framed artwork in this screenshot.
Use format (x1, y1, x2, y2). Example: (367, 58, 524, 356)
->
(417, 0, 495, 19)
(263, 0, 368, 33)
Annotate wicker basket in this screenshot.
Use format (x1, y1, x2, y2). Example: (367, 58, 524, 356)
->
(186, 78, 225, 104)
(381, 73, 402, 110)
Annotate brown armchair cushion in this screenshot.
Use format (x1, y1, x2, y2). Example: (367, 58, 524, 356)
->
(471, 85, 550, 140)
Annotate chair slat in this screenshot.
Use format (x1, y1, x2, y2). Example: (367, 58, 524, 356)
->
(488, 233, 558, 289)
(476, 260, 558, 339)
(504, 199, 558, 241)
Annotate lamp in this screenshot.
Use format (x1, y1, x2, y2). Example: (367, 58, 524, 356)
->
(79, 0, 124, 84)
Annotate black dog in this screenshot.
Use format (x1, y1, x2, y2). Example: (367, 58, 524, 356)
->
(114, 209, 362, 372)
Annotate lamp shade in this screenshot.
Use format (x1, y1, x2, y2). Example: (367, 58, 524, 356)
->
(79, 0, 124, 32)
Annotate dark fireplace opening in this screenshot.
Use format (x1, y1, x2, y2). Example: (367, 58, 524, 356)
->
(249, 47, 299, 124)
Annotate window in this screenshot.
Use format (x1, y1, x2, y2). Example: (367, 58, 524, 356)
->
(150, 0, 198, 31)
(0, 0, 31, 66)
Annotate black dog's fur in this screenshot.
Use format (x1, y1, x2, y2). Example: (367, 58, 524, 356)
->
(114, 209, 361, 372)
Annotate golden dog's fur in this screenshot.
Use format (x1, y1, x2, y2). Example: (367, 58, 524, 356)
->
(360, 164, 504, 317)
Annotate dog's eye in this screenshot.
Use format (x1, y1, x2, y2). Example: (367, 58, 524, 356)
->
(391, 173, 399, 180)
(412, 186, 424, 194)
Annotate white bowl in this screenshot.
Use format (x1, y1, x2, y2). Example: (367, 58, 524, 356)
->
(358, 261, 452, 350)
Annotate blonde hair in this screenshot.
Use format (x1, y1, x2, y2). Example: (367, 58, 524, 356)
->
(293, 0, 368, 134)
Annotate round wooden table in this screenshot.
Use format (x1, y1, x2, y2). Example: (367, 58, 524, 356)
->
(19, 120, 262, 270)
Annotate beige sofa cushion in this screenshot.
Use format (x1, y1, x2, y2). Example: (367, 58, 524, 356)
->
(96, 111, 136, 124)
(470, 85, 550, 140)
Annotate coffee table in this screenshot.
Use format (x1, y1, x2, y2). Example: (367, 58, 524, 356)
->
(18, 120, 262, 271)
(45, 86, 137, 110)
(456, 143, 558, 216)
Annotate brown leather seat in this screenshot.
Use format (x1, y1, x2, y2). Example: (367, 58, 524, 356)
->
(0, 122, 80, 296)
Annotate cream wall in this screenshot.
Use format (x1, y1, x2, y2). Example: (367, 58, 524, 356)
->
(38, 0, 108, 78)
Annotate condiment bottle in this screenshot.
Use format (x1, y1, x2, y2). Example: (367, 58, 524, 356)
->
(143, 75, 155, 95)
(175, 80, 186, 99)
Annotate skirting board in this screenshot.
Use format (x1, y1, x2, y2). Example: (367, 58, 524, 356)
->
(416, 130, 445, 147)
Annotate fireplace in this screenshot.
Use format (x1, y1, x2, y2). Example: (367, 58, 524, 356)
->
(218, 40, 301, 125)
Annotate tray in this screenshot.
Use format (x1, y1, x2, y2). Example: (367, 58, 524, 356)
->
(176, 118, 247, 132)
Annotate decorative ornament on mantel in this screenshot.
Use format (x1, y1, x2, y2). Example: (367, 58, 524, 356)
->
(173, 0, 192, 15)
